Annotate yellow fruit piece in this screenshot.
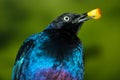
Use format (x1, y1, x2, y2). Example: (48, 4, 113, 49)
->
(87, 8, 101, 19)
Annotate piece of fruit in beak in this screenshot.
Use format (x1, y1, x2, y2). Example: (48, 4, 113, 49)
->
(87, 8, 101, 19)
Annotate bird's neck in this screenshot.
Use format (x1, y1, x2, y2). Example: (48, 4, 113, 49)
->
(44, 29, 80, 45)
(46, 23, 82, 35)
(43, 28, 82, 55)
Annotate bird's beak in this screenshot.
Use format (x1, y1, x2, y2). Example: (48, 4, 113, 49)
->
(87, 8, 101, 20)
(72, 8, 101, 23)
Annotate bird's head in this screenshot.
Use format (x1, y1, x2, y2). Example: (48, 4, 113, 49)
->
(47, 8, 101, 34)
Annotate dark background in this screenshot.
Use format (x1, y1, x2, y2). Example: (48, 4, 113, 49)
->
(0, 0, 120, 80)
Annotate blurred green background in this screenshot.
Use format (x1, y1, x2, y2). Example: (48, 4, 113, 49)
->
(0, 0, 120, 80)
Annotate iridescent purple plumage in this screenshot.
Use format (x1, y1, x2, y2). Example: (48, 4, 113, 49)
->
(33, 68, 78, 80)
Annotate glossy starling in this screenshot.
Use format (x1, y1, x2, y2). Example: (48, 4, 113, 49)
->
(12, 8, 101, 80)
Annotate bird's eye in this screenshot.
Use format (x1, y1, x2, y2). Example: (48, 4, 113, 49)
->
(63, 16, 70, 22)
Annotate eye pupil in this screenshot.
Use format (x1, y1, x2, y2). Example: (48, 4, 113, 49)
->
(64, 16, 70, 22)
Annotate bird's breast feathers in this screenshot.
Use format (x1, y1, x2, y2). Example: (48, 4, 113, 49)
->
(13, 31, 84, 80)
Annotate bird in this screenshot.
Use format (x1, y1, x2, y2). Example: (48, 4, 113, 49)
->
(12, 8, 101, 80)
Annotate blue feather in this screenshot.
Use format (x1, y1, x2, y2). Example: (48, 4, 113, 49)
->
(12, 13, 88, 80)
